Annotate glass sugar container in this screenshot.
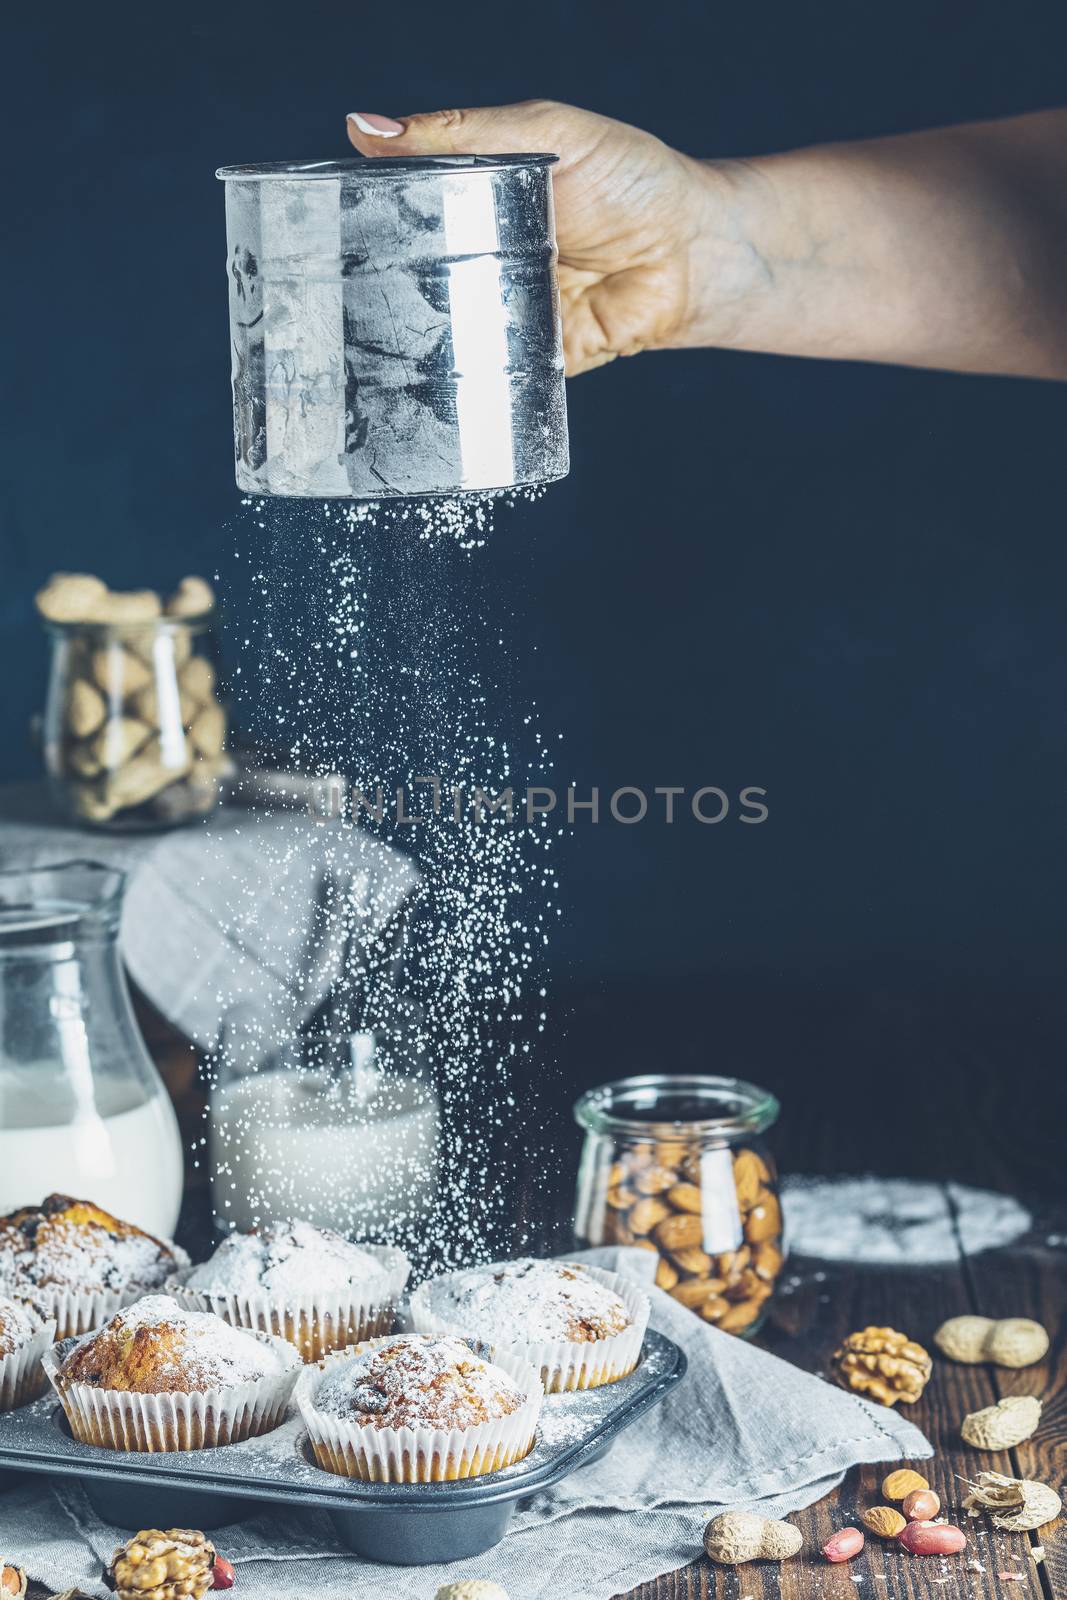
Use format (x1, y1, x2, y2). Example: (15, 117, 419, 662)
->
(574, 1074, 784, 1337)
(42, 604, 228, 830)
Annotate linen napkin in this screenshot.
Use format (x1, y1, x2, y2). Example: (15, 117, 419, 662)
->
(0, 1248, 931, 1600)
(0, 781, 418, 1052)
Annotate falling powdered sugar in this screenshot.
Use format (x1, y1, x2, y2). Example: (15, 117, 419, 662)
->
(209, 494, 559, 1270)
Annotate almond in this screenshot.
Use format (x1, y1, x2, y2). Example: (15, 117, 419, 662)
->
(882, 1468, 929, 1500)
(732, 1149, 764, 1209)
(717, 1299, 763, 1333)
(667, 1182, 704, 1214)
(670, 1278, 722, 1310)
(634, 1165, 677, 1196)
(655, 1257, 679, 1291)
(701, 1296, 731, 1323)
(670, 1247, 714, 1276)
(629, 1196, 672, 1235)
(754, 1241, 784, 1281)
(862, 1506, 907, 1539)
(653, 1212, 704, 1252)
(744, 1191, 782, 1243)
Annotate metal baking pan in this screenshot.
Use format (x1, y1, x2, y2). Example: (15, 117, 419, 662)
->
(0, 1331, 685, 1565)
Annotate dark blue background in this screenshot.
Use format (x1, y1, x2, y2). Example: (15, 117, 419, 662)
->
(5, 2, 1067, 1136)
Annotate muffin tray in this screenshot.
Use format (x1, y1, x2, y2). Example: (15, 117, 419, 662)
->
(0, 1331, 685, 1565)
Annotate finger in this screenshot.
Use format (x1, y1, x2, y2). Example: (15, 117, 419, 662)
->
(345, 100, 593, 167)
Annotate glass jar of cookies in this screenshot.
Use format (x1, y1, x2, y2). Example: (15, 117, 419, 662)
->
(38, 575, 229, 830)
(573, 1074, 784, 1337)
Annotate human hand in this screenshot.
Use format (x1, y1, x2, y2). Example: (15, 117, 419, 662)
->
(346, 101, 710, 375)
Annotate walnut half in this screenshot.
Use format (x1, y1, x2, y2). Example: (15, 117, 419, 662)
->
(109, 1530, 216, 1600)
(832, 1325, 932, 1406)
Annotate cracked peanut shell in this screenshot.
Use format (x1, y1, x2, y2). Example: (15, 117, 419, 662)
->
(963, 1470, 1062, 1530)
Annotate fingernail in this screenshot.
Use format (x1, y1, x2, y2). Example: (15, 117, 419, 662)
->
(347, 112, 404, 138)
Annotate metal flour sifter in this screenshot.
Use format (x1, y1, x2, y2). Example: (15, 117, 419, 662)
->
(216, 155, 569, 499)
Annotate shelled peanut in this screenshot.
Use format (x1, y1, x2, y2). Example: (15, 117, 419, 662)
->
(598, 1141, 784, 1333)
(37, 573, 229, 825)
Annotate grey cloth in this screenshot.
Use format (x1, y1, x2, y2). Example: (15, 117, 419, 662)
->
(0, 1249, 931, 1600)
(0, 783, 419, 1049)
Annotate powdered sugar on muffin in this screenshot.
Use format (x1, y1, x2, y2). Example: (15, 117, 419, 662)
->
(184, 1221, 383, 1298)
(60, 1294, 295, 1393)
(314, 1335, 524, 1431)
(0, 1295, 42, 1357)
(0, 1195, 178, 1302)
(426, 1259, 633, 1345)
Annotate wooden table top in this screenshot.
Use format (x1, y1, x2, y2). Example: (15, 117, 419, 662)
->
(610, 1204, 1065, 1600)
(148, 973, 1067, 1600)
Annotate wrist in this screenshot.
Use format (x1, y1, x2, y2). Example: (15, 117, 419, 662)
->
(670, 154, 778, 352)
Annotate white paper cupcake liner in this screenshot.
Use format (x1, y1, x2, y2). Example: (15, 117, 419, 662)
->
(21, 1243, 191, 1342)
(0, 1316, 56, 1411)
(410, 1264, 650, 1394)
(295, 1340, 543, 1483)
(166, 1244, 410, 1363)
(42, 1329, 301, 1453)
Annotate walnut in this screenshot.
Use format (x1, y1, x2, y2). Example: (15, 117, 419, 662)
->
(832, 1326, 932, 1406)
(109, 1530, 216, 1600)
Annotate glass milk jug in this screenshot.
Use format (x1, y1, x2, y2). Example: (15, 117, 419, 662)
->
(0, 862, 184, 1236)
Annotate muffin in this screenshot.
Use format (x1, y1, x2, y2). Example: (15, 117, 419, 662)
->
(0, 1295, 55, 1410)
(0, 1195, 187, 1339)
(410, 1258, 650, 1392)
(295, 1333, 543, 1483)
(42, 1293, 301, 1452)
(170, 1220, 409, 1362)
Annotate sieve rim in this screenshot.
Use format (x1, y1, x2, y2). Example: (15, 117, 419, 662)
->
(216, 154, 559, 180)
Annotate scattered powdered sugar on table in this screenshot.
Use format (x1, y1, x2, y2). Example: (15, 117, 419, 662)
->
(782, 1177, 1031, 1265)
(429, 1259, 631, 1344)
(72, 1294, 292, 1388)
(185, 1221, 383, 1297)
(313, 1334, 524, 1430)
(206, 494, 558, 1270)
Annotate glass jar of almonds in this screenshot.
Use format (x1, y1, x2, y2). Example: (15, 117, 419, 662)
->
(573, 1074, 784, 1337)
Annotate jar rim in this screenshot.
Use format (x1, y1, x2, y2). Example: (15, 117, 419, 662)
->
(573, 1073, 780, 1139)
(216, 154, 559, 181)
(0, 859, 126, 939)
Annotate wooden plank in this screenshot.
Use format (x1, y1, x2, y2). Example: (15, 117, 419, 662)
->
(960, 1232, 1066, 1599)
(611, 1199, 1053, 1600)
